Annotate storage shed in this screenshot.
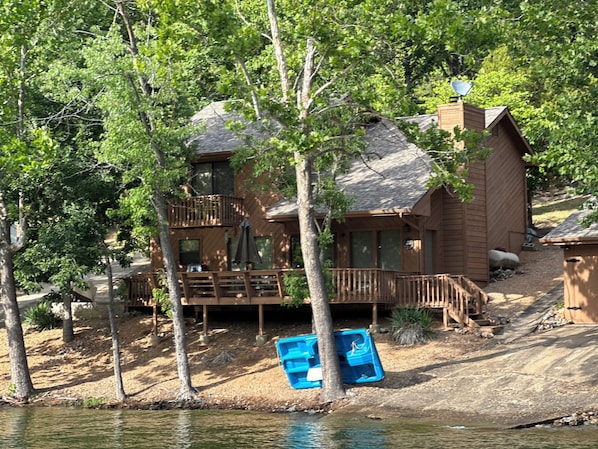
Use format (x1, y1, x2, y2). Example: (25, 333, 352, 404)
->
(541, 208, 598, 323)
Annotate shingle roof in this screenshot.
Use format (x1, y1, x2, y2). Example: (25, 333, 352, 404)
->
(188, 102, 520, 219)
(541, 207, 598, 245)
(187, 101, 268, 154)
(265, 119, 432, 218)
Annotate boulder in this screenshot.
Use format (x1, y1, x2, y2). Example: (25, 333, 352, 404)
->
(488, 249, 520, 270)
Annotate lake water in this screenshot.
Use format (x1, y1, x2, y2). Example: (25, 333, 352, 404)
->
(2, 407, 598, 448)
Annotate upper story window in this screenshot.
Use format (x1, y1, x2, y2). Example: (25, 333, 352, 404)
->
(191, 161, 234, 196)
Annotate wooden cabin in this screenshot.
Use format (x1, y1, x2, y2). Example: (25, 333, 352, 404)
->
(128, 100, 532, 334)
(541, 208, 598, 324)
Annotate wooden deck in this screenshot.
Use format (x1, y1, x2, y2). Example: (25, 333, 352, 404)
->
(123, 268, 489, 332)
(168, 195, 244, 228)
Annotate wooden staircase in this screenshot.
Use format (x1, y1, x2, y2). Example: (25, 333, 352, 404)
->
(397, 274, 504, 335)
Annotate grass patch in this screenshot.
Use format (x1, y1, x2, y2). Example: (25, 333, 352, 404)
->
(532, 195, 589, 229)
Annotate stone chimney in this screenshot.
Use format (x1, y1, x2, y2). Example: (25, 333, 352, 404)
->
(437, 102, 486, 134)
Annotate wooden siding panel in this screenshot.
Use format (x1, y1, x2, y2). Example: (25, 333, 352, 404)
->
(485, 123, 528, 252)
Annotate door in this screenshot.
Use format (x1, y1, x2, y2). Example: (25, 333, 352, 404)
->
(563, 247, 598, 323)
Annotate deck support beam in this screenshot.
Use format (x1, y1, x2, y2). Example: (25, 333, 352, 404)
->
(202, 304, 208, 336)
(258, 304, 264, 335)
(256, 304, 268, 346)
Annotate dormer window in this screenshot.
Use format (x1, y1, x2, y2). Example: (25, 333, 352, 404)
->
(191, 161, 234, 196)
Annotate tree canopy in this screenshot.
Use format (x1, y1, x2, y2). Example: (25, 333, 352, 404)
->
(1, 0, 597, 402)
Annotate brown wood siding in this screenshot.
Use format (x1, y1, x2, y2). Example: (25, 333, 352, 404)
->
(436, 102, 489, 283)
(563, 245, 598, 323)
(485, 124, 528, 253)
(440, 190, 466, 274)
(438, 161, 488, 284)
(464, 162, 489, 283)
(437, 103, 485, 134)
(155, 162, 289, 271)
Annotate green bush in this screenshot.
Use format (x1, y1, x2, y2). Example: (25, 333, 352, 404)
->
(282, 266, 336, 308)
(389, 307, 434, 345)
(24, 299, 61, 331)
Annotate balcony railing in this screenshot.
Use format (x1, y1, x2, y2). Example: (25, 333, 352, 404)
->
(168, 195, 244, 228)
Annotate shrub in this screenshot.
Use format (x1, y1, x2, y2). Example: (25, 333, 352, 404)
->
(282, 266, 336, 308)
(24, 298, 61, 331)
(389, 307, 434, 345)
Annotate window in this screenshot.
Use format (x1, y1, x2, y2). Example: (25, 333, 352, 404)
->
(253, 236, 273, 270)
(378, 230, 401, 270)
(351, 231, 373, 268)
(190, 161, 234, 196)
(350, 230, 402, 269)
(228, 235, 273, 270)
(179, 239, 200, 267)
(290, 235, 335, 268)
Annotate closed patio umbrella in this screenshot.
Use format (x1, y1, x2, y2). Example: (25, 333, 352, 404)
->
(233, 217, 262, 270)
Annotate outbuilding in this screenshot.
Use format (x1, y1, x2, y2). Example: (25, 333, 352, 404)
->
(541, 208, 598, 324)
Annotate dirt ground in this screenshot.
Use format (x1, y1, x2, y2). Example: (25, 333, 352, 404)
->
(0, 242, 567, 420)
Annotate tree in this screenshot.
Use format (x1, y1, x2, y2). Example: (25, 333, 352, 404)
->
(0, 0, 68, 400)
(67, 0, 203, 400)
(223, 0, 390, 402)
(509, 1, 598, 207)
(209, 0, 494, 403)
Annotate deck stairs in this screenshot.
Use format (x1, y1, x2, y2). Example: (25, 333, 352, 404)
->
(396, 274, 504, 335)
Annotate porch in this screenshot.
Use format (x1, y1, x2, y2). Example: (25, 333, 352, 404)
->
(123, 268, 493, 337)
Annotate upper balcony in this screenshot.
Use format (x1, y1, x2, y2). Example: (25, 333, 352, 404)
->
(168, 195, 245, 228)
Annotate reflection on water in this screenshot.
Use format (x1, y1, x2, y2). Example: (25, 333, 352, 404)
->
(2, 406, 598, 449)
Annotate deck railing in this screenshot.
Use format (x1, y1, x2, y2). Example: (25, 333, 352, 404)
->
(168, 195, 244, 228)
(396, 274, 488, 327)
(330, 268, 398, 303)
(124, 268, 486, 315)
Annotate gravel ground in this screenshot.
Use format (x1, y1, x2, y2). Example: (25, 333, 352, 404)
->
(3, 244, 596, 427)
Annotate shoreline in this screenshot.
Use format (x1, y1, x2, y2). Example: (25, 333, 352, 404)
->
(3, 390, 598, 430)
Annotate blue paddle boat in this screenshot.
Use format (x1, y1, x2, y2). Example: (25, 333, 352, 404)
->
(276, 329, 384, 389)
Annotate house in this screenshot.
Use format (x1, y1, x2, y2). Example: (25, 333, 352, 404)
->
(129, 100, 532, 335)
(541, 207, 598, 324)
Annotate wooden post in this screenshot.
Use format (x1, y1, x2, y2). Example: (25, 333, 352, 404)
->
(258, 303, 264, 336)
(202, 304, 208, 336)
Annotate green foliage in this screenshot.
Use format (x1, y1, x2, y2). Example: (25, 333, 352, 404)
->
(81, 397, 107, 408)
(282, 271, 310, 308)
(282, 266, 335, 308)
(24, 296, 62, 331)
(153, 287, 172, 318)
(399, 121, 491, 202)
(389, 307, 434, 345)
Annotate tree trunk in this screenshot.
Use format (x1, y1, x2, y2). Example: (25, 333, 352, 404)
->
(294, 156, 346, 403)
(153, 191, 196, 400)
(62, 289, 74, 343)
(105, 254, 126, 402)
(0, 237, 34, 400)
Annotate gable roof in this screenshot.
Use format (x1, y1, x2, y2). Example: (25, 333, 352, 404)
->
(188, 102, 530, 219)
(265, 120, 432, 219)
(187, 101, 269, 156)
(541, 207, 598, 245)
